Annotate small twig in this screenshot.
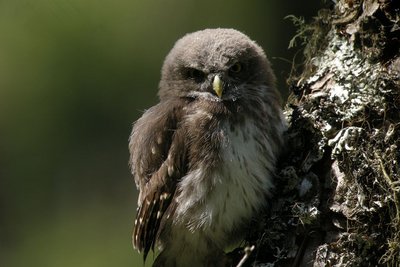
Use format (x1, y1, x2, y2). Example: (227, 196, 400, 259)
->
(236, 245, 255, 267)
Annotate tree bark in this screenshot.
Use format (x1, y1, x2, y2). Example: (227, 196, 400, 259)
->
(245, 1, 400, 266)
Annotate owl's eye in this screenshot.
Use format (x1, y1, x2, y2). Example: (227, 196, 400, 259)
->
(186, 68, 205, 83)
(229, 62, 242, 74)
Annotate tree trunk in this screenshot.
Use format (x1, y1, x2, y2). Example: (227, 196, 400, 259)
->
(245, 1, 400, 266)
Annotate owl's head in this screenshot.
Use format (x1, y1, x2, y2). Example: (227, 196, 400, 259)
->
(158, 28, 276, 102)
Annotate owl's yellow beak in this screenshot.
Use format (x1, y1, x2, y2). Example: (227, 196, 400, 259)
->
(212, 75, 223, 98)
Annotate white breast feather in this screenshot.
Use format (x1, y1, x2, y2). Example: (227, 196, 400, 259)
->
(175, 119, 275, 246)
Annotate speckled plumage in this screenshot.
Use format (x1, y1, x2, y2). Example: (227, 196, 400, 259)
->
(129, 28, 286, 267)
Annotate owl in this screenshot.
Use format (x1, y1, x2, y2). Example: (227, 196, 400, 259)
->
(129, 28, 286, 266)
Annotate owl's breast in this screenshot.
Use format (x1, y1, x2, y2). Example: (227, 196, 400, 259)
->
(175, 111, 276, 246)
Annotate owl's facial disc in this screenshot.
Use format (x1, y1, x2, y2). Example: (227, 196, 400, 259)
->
(186, 71, 242, 102)
(184, 60, 248, 101)
(183, 66, 237, 101)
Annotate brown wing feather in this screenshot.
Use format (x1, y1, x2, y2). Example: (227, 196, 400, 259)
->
(129, 99, 187, 260)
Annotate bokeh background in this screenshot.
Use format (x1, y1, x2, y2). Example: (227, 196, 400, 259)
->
(0, 0, 322, 266)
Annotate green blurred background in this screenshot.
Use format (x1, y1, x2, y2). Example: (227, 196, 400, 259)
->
(0, 1, 322, 266)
